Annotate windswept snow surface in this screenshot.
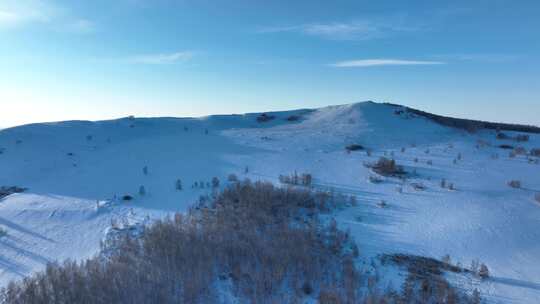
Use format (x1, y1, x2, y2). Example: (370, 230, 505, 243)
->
(0, 101, 539, 303)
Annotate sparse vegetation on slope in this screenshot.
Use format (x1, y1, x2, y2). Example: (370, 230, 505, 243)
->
(366, 157, 406, 177)
(387, 103, 540, 133)
(0, 181, 481, 304)
(1, 181, 360, 303)
(0, 186, 26, 199)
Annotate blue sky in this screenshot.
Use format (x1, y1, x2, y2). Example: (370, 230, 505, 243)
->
(0, 0, 539, 127)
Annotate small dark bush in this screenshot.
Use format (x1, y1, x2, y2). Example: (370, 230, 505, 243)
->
(411, 183, 426, 191)
(0, 227, 7, 238)
(279, 172, 312, 186)
(256, 113, 276, 123)
(286, 115, 301, 122)
(227, 173, 238, 182)
(516, 134, 530, 142)
(496, 132, 509, 140)
(499, 144, 514, 150)
(478, 264, 489, 279)
(508, 180, 521, 189)
(122, 195, 133, 201)
(369, 157, 406, 176)
(530, 149, 540, 157)
(211, 177, 220, 188)
(535, 193, 540, 204)
(345, 144, 364, 152)
(0, 186, 26, 199)
(513, 147, 527, 155)
(369, 175, 382, 184)
(302, 282, 313, 295)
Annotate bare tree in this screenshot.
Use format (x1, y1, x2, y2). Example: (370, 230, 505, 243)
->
(139, 185, 146, 196)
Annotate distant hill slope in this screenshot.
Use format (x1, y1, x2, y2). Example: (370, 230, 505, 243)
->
(0, 101, 539, 303)
(385, 103, 540, 133)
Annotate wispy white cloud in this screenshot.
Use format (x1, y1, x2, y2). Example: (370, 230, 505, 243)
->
(0, 0, 94, 34)
(0, 0, 55, 28)
(330, 59, 445, 67)
(258, 19, 418, 41)
(128, 52, 195, 65)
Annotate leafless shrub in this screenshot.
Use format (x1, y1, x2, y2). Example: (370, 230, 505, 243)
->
(496, 132, 509, 140)
(381, 253, 480, 303)
(227, 174, 238, 182)
(0, 227, 7, 238)
(401, 147, 406, 153)
(411, 183, 426, 191)
(478, 264, 489, 279)
(348, 196, 358, 207)
(513, 146, 527, 155)
(440, 179, 446, 188)
(367, 157, 406, 177)
(516, 134, 530, 142)
(535, 193, 540, 204)
(286, 115, 301, 122)
(211, 177, 220, 188)
(378, 200, 387, 208)
(345, 144, 364, 152)
(499, 144, 514, 150)
(427, 160, 433, 166)
(256, 113, 275, 123)
(318, 288, 343, 304)
(138, 185, 146, 196)
(508, 180, 521, 189)
(279, 172, 312, 187)
(530, 148, 540, 157)
(368, 175, 382, 184)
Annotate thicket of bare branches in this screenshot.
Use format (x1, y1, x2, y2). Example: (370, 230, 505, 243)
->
(1, 181, 359, 304)
(1, 181, 481, 304)
(366, 157, 406, 177)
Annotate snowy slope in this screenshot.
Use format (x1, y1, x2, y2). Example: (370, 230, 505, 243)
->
(0, 101, 539, 303)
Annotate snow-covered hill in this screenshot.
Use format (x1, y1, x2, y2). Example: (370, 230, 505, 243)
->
(0, 101, 539, 303)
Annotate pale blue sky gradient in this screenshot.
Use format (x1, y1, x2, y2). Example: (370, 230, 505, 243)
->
(1, 0, 539, 127)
